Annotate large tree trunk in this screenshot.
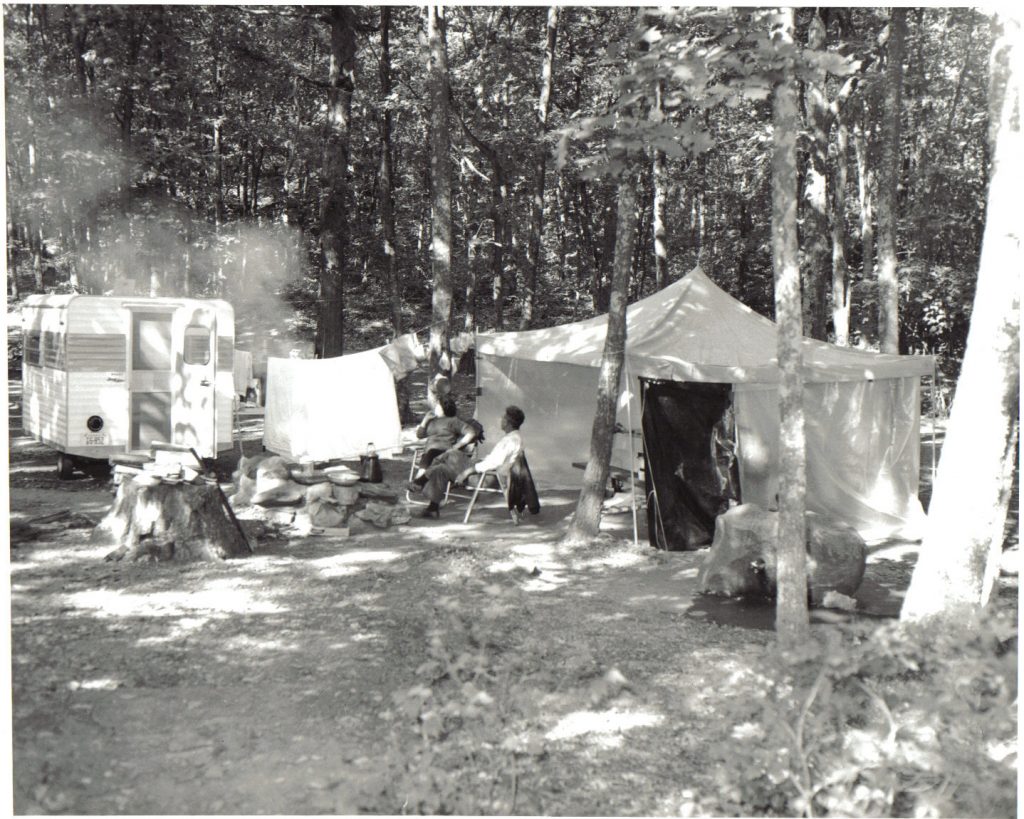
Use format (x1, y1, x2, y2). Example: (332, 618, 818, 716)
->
(318, 6, 357, 359)
(92, 478, 249, 562)
(521, 5, 559, 330)
(801, 9, 831, 341)
(379, 7, 402, 337)
(901, 16, 1021, 624)
(771, 7, 810, 648)
(426, 5, 454, 380)
(564, 170, 637, 544)
(876, 8, 906, 354)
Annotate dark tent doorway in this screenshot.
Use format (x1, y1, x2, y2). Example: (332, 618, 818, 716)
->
(640, 379, 740, 550)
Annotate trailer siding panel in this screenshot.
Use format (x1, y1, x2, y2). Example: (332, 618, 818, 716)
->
(216, 331, 235, 449)
(22, 365, 67, 447)
(66, 373, 129, 451)
(66, 334, 127, 370)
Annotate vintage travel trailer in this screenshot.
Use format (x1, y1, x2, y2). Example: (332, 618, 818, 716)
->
(21, 295, 236, 477)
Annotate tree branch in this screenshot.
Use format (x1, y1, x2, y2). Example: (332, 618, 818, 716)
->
(234, 41, 331, 90)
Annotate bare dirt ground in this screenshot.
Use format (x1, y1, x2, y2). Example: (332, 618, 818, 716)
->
(7, 377, 1018, 815)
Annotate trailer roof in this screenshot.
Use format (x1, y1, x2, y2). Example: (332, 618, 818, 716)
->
(21, 294, 233, 313)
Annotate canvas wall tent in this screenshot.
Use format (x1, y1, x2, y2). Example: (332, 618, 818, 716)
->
(474, 266, 936, 548)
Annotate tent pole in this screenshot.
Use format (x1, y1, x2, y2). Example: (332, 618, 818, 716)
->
(623, 362, 639, 547)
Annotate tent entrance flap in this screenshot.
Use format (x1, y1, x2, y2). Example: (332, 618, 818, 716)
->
(641, 379, 739, 551)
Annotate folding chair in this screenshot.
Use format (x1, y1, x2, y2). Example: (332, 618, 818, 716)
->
(405, 442, 479, 507)
(461, 468, 511, 524)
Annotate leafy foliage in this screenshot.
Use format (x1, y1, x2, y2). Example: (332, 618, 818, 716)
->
(699, 612, 1018, 818)
(3, 5, 996, 373)
(373, 572, 549, 814)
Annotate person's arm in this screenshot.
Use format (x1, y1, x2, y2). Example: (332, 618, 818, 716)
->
(416, 414, 431, 440)
(473, 433, 517, 474)
(448, 420, 477, 453)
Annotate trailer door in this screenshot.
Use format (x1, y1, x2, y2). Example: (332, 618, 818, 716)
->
(176, 305, 218, 457)
(128, 308, 176, 452)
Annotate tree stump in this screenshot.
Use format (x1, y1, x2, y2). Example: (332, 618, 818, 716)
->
(91, 477, 249, 562)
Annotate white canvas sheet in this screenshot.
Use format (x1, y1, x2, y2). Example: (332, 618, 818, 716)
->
(377, 333, 424, 381)
(263, 351, 402, 462)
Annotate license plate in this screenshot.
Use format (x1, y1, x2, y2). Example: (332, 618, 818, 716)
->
(84, 433, 107, 446)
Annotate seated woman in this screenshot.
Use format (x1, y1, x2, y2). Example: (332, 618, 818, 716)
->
(411, 405, 526, 520)
(410, 394, 477, 487)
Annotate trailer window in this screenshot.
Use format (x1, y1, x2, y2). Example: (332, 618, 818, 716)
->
(41, 331, 64, 369)
(183, 324, 211, 366)
(132, 313, 172, 371)
(23, 330, 41, 366)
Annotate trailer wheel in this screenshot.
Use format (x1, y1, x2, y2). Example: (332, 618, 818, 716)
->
(57, 453, 76, 480)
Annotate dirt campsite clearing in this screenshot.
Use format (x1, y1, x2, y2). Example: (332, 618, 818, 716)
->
(7, 377, 1017, 815)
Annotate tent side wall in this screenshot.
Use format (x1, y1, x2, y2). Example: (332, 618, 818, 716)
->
(734, 376, 926, 542)
(475, 353, 641, 490)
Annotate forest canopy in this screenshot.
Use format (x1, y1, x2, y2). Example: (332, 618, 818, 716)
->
(4, 5, 993, 377)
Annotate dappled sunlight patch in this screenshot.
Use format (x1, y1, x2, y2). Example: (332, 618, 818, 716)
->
(68, 677, 121, 691)
(65, 581, 287, 618)
(545, 707, 664, 749)
(11, 542, 111, 571)
(219, 633, 299, 653)
(521, 570, 571, 592)
(308, 549, 406, 578)
(136, 616, 210, 644)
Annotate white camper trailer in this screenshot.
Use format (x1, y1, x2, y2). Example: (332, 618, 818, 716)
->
(21, 295, 236, 477)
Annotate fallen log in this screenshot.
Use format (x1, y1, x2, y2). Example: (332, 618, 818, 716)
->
(92, 476, 250, 562)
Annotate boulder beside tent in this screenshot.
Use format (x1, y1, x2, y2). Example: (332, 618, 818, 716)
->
(473, 266, 935, 549)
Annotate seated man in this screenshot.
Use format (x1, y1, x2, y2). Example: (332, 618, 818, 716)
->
(409, 394, 477, 486)
(411, 405, 526, 520)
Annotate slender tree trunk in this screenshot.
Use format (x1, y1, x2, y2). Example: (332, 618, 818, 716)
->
(901, 15, 1021, 624)
(426, 5, 453, 380)
(876, 8, 906, 354)
(378, 7, 401, 336)
(564, 170, 637, 543)
(183, 209, 193, 297)
(771, 7, 810, 648)
(463, 193, 480, 333)
(831, 121, 852, 345)
(68, 6, 89, 97)
(213, 50, 225, 228)
(8, 210, 19, 298)
(318, 6, 357, 358)
(652, 81, 669, 291)
(801, 9, 831, 341)
(521, 5, 559, 330)
(853, 114, 875, 341)
(490, 162, 508, 331)
(555, 171, 569, 280)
